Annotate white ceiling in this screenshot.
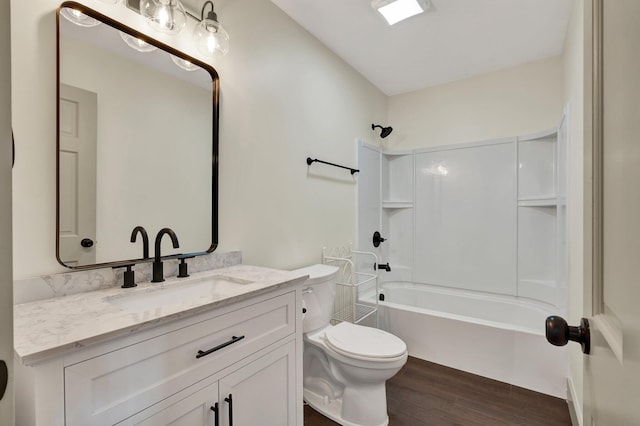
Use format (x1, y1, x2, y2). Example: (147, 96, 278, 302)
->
(270, 0, 573, 96)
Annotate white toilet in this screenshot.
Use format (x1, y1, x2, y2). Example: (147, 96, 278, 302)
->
(295, 264, 408, 426)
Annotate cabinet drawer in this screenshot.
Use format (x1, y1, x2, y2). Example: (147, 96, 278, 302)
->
(65, 291, 296, 426)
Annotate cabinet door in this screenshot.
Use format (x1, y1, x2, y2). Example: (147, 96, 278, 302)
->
(118, 381, 219, 426)
(218, 341, 297, 426)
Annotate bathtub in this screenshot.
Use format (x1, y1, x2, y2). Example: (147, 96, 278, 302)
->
(363, 281, 568, 398)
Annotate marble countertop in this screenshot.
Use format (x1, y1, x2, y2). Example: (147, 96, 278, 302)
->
(14, 265, 308, 365)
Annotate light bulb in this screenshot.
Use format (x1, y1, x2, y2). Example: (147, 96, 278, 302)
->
(157, 6, 170, 28)
(171, 55, 200, 71)
(207, 34, 217, 53)
(142, 0, 187, 35)
(60, 7, 101, 27)
(120, 32, 157, 53)
(139, 0, 155, 19)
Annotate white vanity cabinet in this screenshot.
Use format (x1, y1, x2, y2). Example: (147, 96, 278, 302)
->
(15, 286, 303, 426)
(120, 340, 296, 426)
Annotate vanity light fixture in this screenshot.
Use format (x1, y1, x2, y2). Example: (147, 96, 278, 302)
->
(193, 1, 229, 57)
(371, 0, 430, 25)
(119, 32, 158, 52)
(140, 0, 187, 35)
(171, 55, 200, 71)
(60, 8, 101, 27)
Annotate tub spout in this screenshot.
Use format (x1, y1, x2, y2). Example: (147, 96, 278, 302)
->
(377, 263, 391, 272)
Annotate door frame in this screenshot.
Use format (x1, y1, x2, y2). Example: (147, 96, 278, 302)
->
(585, 0, 623, 361)
(0, 0, 13, 421)
(579, 0, 596, 422)
(580, 0, 639, 423)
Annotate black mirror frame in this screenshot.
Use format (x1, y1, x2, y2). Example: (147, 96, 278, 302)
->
(56, 1, 219, 270)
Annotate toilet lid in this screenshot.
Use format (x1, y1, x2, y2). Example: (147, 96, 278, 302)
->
(325, 322, 407, 359)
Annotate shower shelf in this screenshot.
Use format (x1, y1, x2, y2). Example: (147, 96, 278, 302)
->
(382, 150, 412, 157)
(382, 200, 413, 209)
(322, 247, 379, 326)
(517, 196, 557, 207)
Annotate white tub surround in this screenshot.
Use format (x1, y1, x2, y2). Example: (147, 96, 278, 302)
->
(15, 265, 307, 426)
(357, 121, 568, 308)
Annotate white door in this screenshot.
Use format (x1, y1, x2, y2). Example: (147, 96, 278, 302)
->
(218, 341, 297, 426)
(582, 0, 640, 424)
(0, 0, 12, 421)
(58, 84, 97, 266)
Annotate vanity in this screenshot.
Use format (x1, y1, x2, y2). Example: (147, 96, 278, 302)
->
(15, 265, 307, 425)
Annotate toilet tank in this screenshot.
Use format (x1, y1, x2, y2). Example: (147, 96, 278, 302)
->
(293, 264, 339, 333)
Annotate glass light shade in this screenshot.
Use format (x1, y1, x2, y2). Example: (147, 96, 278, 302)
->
(139, 0, 155, 19)
(140, 0, 187, 35)
(171, 55, 200, 71)
(119, 32, 157, 52)
(60, 8, 101, 27)
(193, 18, 229, 57)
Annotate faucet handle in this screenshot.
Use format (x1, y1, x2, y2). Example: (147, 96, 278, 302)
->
(177, 256, 195, 278)
(372, 231, 386, 247)
(113, 264, 136, 288)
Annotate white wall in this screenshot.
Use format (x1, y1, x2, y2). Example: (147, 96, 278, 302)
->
(563, 0, 585, 421)
(387, 56, 565, 150)
(213, 0, 387, 269)
(11, 0, 387, 278)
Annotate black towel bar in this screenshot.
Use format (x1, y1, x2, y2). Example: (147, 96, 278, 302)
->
(306, 157, 359, 175)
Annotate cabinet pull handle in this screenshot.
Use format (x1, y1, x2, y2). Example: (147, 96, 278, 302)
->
(196, 335, 245, 359)
(210, 402, 219, 426)
(225, 394, 233, 426)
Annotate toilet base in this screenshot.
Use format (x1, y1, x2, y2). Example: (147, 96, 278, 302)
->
(304, 389, 389, 426)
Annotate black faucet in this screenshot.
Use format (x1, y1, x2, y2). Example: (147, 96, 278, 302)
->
(152, 228, 180, 283)
(130, 226, 149, 259)
(377, 263, 391, 272)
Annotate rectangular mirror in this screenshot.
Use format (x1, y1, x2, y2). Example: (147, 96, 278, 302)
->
(57, 1, 219, 269)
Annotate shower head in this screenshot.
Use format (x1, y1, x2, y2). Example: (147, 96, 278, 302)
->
(372, 123, 393, 139)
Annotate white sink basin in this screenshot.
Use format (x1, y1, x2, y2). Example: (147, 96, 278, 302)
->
(108, 275, 254, 314)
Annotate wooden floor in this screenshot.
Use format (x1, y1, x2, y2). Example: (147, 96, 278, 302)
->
(304, 356, 572, 426)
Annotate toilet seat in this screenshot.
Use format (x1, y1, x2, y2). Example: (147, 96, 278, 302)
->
(324, 322, 407, 361)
